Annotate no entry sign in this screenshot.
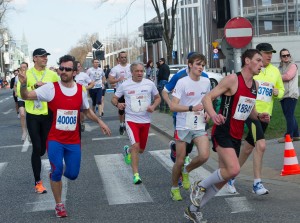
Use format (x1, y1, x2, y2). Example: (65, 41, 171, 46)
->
(224, 17, 253, 49)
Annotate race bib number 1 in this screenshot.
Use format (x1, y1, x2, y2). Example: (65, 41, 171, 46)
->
(185, 111, 205, 130)
(56, 109, 78, 131)
(233, 96, 255, 121)
(131, 95, 149, 112)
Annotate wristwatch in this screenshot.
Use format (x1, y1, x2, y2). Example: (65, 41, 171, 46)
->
(189, 105, 193, 112)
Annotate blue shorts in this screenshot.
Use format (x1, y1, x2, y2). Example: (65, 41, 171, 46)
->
(89, 88, 103, 106)
(48, 140, 81, 181)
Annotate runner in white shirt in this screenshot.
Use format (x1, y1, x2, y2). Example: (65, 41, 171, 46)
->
(111, 61, 161, 185)
(74, 61, 95, 132)
(86, 59, 106, 117)
(169, 53, 211, 202)
(109, 51, 132, 135)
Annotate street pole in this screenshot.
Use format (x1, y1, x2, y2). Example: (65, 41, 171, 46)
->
(230, 0, 242, 73)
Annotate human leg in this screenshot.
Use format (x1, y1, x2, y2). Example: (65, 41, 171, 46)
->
(281, 98, 299, 138)
(18, 103, 27, 140)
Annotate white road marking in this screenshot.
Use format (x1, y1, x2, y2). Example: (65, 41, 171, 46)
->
(21, 136, 31, 152)
(25, 159, 68, 212)
(225, 197, 253, 213)
(84, 122, 99, 132)
(95, 154, 153, 205)
(3, 108, 13, 114)
(0, 144, 25, 149)
(0, 162, 8, 176)
(149, 149, 237, 196)
(92, 133, 156, 141)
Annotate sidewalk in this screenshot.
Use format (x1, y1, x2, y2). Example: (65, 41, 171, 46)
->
(150, 110, 300, 184)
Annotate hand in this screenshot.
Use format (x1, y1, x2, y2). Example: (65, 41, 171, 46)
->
(18, 69, 27, 85)
(258, 112, 270, 123)
(116, 102, 126, 110)
(211, 114, 226, 125)
(193, 104, 204, 111)
(100, 123, 111, 136)
(146, 105, 155, 113)
(273, 87, 279, 96)
(204, 112, 210, 123)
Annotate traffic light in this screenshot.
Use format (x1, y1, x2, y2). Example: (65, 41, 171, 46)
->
(94, 50, 105, 60)
(216, 0, 231, 28)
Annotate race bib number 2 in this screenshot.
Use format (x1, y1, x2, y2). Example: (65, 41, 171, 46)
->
(233, 96, 255, 121)
(185, 111, 205, 130)
(56, 109, 78, 131)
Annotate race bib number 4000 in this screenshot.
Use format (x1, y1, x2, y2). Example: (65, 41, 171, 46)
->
(256, 81, 273, 102)
(56, 109, 78, 131)
(233, 96, 255, 121)
(185, 111, 205, 130)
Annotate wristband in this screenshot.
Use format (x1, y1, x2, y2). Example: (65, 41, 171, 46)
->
(21, 84, 27, 88)
(189, 105, 193, 112)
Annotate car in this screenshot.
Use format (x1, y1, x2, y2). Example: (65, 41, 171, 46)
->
(168, 65, 224, 90)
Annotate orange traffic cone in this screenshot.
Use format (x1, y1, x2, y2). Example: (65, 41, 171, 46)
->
(281, 134, 300, 176)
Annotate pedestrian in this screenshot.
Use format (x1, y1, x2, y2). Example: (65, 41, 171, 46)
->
(184, 49, 270, 222)
(108, 51, 132, 135)
(169, 53, 211, 201)
(104, 65, 111, 88)
(74, 61, 95, 131)
(86, 59, 106, 117)
(15, 62, 29, 141)
(162, 52, 209, 188)
(277, 48, 299, 143)
(227, 43, 285, 195)
(111, 61, 161, 184)
(20, 48, 60, 194)
(157, 58, 170, 112)
(19, 54, 111, 218)
(145, 60, 154, 81)
(10, 69, 19, 117)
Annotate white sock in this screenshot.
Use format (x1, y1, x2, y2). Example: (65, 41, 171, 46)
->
(171, 186, 179, 190)
(254, 178, 261, 185)
(199, 169, 224, 188)
(200, 184, 219, 208)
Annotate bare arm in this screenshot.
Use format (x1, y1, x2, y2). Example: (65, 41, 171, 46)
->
(170, 96, 204, 112)
(162, 89, 171, 107)
(83, 108, 111, 136)
(18, 70, 38, 100)
(85, 81, 95, 90)
(111, 94, 126, 110)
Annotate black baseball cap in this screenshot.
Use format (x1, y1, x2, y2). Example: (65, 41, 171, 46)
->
(256, 43, 276, 53)
(33, 48, 51, 57)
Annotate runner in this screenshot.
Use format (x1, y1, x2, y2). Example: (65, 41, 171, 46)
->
(19, 54, 111, 218)
(111, 61, 160, 184)
(109, 51, 132, 135)
(184, 49, 270, 222)
(169, 53, 211, 201)
(86, 59, 105, 117)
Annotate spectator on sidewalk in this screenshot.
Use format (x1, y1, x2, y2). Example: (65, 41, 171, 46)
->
(157, 58, 170, 112)
(278, 48, 299, 143)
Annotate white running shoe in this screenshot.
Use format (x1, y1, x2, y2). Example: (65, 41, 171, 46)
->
(226, 179, 237, 194)
(252, 181, 269, 195)
(190, 181, 206, 207)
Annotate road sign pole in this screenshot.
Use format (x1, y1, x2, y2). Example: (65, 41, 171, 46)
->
(229, 0, 241, 73)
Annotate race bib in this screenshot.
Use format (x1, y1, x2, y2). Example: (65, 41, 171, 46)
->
(33, 100, 43, 110)
(56, 109, 78, 131)
(131, 95, 149, 112)
(233, 96, 255, 121)
(185, 111, 206, 130)
(256, 81, 273, 102)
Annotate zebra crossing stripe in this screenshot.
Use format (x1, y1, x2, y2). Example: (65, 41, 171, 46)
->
(148, 149, 238, 196)
(225, 197, 253, 213)
(0, 162, 8, 176)
(94, 154, 153, 205)
(25, 159, 68, 212)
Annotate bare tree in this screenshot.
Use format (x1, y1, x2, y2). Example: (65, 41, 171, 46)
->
(0, 0, 14, 47)
(151, 0, 178, 64)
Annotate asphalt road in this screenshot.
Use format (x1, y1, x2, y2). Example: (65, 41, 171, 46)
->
(0, 88, 300, 223)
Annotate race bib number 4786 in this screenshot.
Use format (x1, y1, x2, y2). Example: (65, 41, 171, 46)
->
(56, 109, 78, 131)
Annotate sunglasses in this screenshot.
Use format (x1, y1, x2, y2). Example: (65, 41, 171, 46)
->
(281, 54, 290, 58)
(59, 66, 73, 72)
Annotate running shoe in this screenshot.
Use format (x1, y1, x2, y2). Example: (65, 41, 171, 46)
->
(55, 203, 67, 218)
(184, 156, 191, 165)
(133, 173, 142, 184)
(182, 170, 190, 190)
(190, 181, 206, 207)
(184, 206, 203, 223)
(35, 180, 47, 194)
(252, 182, 269, 195)
(178, 176, 183, 188)
(119, 126, 125, 135)
(21, 132, 27, 141)
(169, 140, 176, 163)
(123, 145, 131, 165)
(226, 179, 237, 194)
(170, 187, 182, 201)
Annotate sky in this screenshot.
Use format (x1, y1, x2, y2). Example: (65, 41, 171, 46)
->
(8, 0, 160, 66)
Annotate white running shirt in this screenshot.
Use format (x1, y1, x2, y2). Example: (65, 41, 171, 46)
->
(86, 67, 105, 89)
(172, 75, 210, 130)
(110, 64, 132, 88)
(115, 78, 159, 123)
(75, 72, 92, 87)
